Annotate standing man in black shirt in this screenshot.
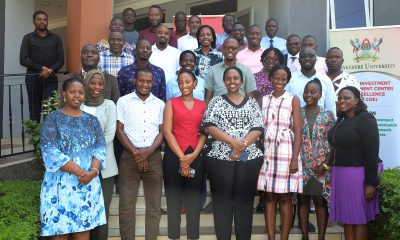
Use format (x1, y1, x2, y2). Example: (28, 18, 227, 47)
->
(20, 10, 64, 122)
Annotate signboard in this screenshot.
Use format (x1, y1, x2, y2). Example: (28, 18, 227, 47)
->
(330, 26, 400, 168)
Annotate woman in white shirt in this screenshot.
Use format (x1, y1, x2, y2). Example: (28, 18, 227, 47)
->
(82, 69, 118, 240)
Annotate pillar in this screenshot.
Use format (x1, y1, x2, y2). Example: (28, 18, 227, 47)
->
(67, 0, 113, 73)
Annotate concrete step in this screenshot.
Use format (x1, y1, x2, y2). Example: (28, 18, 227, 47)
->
(108, 234, 344, 240)
(107, 205, 343, 237)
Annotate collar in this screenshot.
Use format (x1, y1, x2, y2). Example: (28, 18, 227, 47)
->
(245, 46, 264, 52)
(272, 91, 289, 99)
(81, 68, 87, 78)
(131, 61, 152, 70)
(288, 52, 299, 58)
(104, 49, 126, 57)
(222, 59, 237, 68)
(152, 44, 170, 51)
(132, 91, 155, 102)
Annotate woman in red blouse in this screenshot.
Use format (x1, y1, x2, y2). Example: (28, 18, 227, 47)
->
(162, 70, 206, 240)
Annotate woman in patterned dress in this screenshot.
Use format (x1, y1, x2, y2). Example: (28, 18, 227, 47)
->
(193, 25, 223, 80)
(297, 79, 335, 240)
(202, 66, 264, 240)
(257, 65, 303, 240)
(40, 78, 106, 239)
(253, 48, 284, 106)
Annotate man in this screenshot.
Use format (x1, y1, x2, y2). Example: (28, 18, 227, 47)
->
(117, 68, 165, 240)
(205, 37, 257, 103)
(149, 25, 181, 83)
(219, 23, 247, 51)
(236, 24, 264, 74)
(177, 15, 201, 51)
(174, 11, 187, 39)
(326, 47, 360, 96)
(20, 10, 64, 122)
(260, 18, 287, 54)
(122, 8, 140, 44)
(216, 14, 236, 50)
(96, 17, 136, 56)
(117, 39, 166, 101)
(283, 34, 301, 68)
(290, 35, 328, 73)
(62, 44, 120, 103)
(98, 31, 135, 77)
(286, 47, 336, 113)
(139, 5, 178, 48)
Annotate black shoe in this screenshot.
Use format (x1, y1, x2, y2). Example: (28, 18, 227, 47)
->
(202, 202, 213, 213)
(308, 222, 316, 232)
(301, 237, 310, 240)
(255, 204, 264, 213)
(161, 208, 167, 214)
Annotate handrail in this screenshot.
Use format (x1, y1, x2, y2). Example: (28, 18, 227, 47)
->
(0, 71, 68, 78)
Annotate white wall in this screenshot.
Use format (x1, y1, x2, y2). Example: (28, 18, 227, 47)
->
(4, 0, 33, 77)
(238, 0, 269, 29)
(3, 0, 34, 138)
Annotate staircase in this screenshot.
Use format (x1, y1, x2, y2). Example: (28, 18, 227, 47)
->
(106, 182, 344, 240)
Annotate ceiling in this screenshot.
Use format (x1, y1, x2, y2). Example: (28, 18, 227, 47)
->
(34, 0, 175, 29)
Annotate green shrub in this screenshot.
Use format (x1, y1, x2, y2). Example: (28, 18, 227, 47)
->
(369, 168, 400, 240)
(23, 90, 59, 160)
(0, 180, 42, 240)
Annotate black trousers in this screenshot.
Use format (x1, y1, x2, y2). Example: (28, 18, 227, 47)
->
(163, 145, 204, 239)
(205, 156, 263, 240)
(25, 74, 57, 122)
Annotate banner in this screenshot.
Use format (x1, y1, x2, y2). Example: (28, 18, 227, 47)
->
(329, 26, 400, 168)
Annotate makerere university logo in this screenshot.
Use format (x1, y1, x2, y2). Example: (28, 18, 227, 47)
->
(350, 37, 383, 62)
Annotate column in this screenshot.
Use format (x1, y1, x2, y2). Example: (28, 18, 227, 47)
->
(67, 0, 113, 72)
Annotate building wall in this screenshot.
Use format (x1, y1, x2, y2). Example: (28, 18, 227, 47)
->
(238, 0, 269, 29)
(2, 0, 34, 138)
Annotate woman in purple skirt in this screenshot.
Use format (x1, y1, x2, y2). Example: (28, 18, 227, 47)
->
(328, 86, 380, 240)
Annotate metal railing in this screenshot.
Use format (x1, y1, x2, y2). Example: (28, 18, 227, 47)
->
(0, 72, 66, 158)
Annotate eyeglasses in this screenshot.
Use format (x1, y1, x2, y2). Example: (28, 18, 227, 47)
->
(223, 46, 238, 51)
(264, 57, 279, 62)
(233, 29, 245, 32)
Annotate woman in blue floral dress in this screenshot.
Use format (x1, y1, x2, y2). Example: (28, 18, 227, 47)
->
(40, 78, 106, 238)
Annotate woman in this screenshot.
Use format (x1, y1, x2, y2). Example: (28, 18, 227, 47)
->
(253, 47, 284, 213)
(257, 65, 302, 240)
(40, 78, 106, 239)
(193, 25, 223, 80)
(298, 79, 335, 240)
(254, 47, 284, 105)
(328, 86, 379, 240)
(163, 70, 206, 240)
(202, 67, 264, 240)
(166, 50, 206, 101)
(82, 70, 118, 240)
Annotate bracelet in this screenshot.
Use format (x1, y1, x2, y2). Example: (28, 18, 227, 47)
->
(323, 163, 330, 170)
(90, 167, 99, 175)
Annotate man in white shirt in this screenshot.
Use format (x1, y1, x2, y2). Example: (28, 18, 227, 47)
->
(283, 34, 301, 69)
(117, 68, 165, 240)
(290, 35, 328, 74)
(286, 47, 336, 113)
(149, 25, 181, 83)
(177, 15, 202, 51)
(326, 47, 360, 96)
(260, 18, 287, 54)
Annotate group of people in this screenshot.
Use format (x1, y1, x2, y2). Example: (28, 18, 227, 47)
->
(21, 5, 380, 240)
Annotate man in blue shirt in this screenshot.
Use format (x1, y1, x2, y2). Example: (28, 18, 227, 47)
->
(117, 39, 166, 101)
